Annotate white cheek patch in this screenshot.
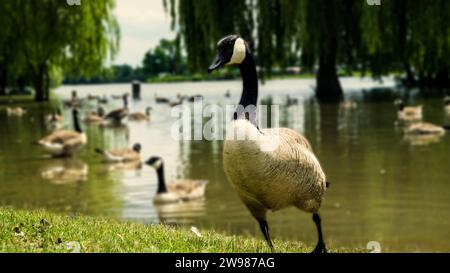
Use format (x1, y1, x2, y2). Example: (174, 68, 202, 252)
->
(228, 38, 246, 65)
(152, 159, 163, 169)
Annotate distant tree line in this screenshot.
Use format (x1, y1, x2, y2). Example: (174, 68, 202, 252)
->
(0, 0, 119, 101)
(163, 0, 450, 101)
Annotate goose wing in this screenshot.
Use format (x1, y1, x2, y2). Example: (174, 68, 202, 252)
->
(108, 148, 140, 161)
(406, 122, 445, 135)
(129, 112, 148, 120)
(40, 130, 82, 144)
(167, 180, 208, 200)
(105, 108, 128, 120)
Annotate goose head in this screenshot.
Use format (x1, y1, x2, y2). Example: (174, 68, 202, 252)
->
(145, 156, 163, 170)
(132, 143, 142, 153)
(208, 35, 249, 73)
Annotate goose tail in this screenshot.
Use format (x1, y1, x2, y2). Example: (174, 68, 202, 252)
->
(443, 125, 450, 131)
(326, 181, 331, 188)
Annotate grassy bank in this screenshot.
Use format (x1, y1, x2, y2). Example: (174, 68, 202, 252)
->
(0, 208, 362, 253)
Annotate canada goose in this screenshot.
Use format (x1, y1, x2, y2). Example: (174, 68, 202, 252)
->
(97, 95, 109, 105)
(87, 94, 99, 100)
(105, 94, 129, 124)
(63, 90, 83, 108)
(37, 108, 87, 157)
(394, 99, 422, 121)
(145, 156, 208, 204)
(95, 143, 141, 163)
(128, 107, 152, 121)
(404, 122, 446, 136)
(6, 107, 27, 116)
(208, 35, 328, 253)
(112, 93, 129, 100)
(187, 95, 204, 103)
(83, 107, 105, 124)
(444, 96, 450, 114)
(155, 94, 170, 104)
(169, 100, 183, 107)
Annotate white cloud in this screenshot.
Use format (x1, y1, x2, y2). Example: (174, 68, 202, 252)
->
(113, 0, 175, 67)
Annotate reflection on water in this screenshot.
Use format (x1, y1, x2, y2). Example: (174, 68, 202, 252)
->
(1, 78, 450, 252)
(40, 159, 88, 185)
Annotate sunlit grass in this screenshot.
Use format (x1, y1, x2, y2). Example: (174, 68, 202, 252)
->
(0, 208, 364, 253)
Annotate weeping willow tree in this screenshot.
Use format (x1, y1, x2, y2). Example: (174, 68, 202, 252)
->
(1, 0, 120, 101)
(361, 0, 450, 88)
(163, 0, 364, 102)
(163, 0, 450, 101)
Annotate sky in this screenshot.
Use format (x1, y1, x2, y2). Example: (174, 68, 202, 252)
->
(113, 0, 175, 67)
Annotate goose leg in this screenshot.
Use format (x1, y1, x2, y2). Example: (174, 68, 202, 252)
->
(243, 200, 274, 252)
(258, 220, 274, 251)
(311, 213, 327, 253)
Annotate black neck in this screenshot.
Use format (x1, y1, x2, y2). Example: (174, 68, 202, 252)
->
(235, 53, 258, 123)
(156, 164, 167, 194)
(73, 111, 82, 133)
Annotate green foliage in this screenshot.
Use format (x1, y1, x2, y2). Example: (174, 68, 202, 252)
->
(0, 0, 120, 101)
(143, 38, 186, 76)
(164, 0, 450, 90)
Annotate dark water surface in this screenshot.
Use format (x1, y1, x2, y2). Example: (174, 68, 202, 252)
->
(1, 78, 449, 252)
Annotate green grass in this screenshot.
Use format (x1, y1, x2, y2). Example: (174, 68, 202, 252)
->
(0, 208, 363, 253)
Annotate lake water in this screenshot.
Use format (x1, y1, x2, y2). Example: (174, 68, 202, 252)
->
(1, 78, 449, 252)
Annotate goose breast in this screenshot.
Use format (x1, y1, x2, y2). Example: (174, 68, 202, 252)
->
(223, 120, 326, 212)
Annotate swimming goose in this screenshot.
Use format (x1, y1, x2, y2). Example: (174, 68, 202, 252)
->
(63, 90, 83, 108)
(404, 122, 446, 136)
(145, 156, 208, 204)
(155, 94, 170, 104)
(208, 35, 328, 253)
(97, 95, 109, 105)
(83, 107, 105, 124)
(128, 107, 152, 121)
(187, 94, 204, 103)
(394, 99, 422, 121)
(6, 107, 27, 116)
(105, 94, 129, 124)
(37, 108, 87, 157)
(95, 143, 141, 163)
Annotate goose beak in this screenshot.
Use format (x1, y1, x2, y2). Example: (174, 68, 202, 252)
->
(208, 53, 226, 73)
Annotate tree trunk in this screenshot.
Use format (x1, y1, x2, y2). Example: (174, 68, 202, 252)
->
(33, 65, 49, 102)
(315, 0, 343, 103)
(0, 68, 6, 96)
(316, 38, 343, 102)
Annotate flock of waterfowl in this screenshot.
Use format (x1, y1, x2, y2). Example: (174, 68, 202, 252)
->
(5, 88, 210, 205)
(3, 35, 449, 253)
(394, 98, 450, 145)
